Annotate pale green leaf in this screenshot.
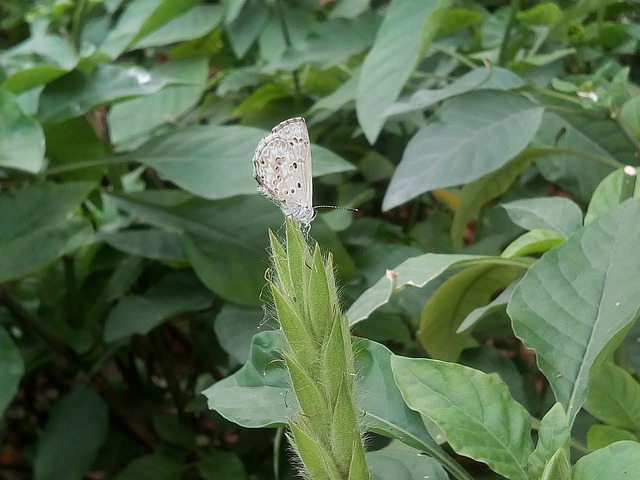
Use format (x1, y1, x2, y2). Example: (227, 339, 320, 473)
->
(383, 91, 544, 211)
(391, 357, 533, 480)
(508, 200, 640, 426)
(356, 0, 451, 142)
(572, 441, 640, 480)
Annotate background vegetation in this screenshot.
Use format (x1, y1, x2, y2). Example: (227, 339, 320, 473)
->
(1, 0, 640, 479)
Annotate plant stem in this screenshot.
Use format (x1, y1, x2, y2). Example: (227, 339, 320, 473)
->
(274, 0, 301, 99)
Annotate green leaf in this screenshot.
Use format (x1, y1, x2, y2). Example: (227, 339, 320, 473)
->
(501, 228, 566, 258)
(527, 403, 570, 479)
(367, 449, 449, 480)
(585, 168, 640, 225)
(586, 425, 639, 450)
(539, 448, 571, 480)
(0, 88, 45, 173)
(100, 229, 186, 261)
(502, 197, 583, 237)
(383, 91, 544, 211)
(0, 325, 24, 416)
(214, 305, 263, 365)
(386, 66, 524, 117)
(127, 124, 354, 200)
(34, 386, 109, 480)
(457, 282, 517, 333)
(108, 57, 209, 146)
(203, 330, 297, 428)
(100, 0, 200, 59)
(266, 14, 378, 72)
(197, 449, 246, 480)
(508, 200, 640, 426)
(356, 0, 451, 142)
(0, 182, 95, 242)
(354, 339, 464, 478)
(104, 271, 213, 342)
(418, 263, 525, 361)
(0, 34, 77, 93)
(225, 0, 269, 59)
(620, 95, 640, 139)
(0, 182, 96, 282)
(115, 453, 183, 480)
(38, 64, 185, 123)
(584, 361, 640, 431)
(347, 253, 517, 327)
(107, 192, 282, 306)
(391, 357, 533, 480)
(572, 441, 640, 480)
(533, 111, 623, 201)
(131, 4, 223, 49)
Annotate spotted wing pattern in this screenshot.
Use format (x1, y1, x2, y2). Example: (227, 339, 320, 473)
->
(252, 117, 315, 226)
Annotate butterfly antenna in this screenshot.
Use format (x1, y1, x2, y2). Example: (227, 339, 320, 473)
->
(315, 205, 358, 212)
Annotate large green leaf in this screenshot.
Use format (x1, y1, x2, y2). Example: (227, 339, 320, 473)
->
(107, 192, 282, 306)
(34, 386, 109, 480)
(0, 182, 96, 282)
(572, 441, 640, 480)
(383, 90, 544, 211)
(104, 271, 213, 342)
(354, 339, 470, 480)
(356, 0, 451, 142)
(0, 89, 45, 173)
(347, 253, 512, 327)
(0, 325, 23, 416)
(391, 357, 533, 480)
(108, 58, 209, 147)
(507, 200, 640, 426)
(203, 330, 298, 428)
(127, 124, 354, 200)
(38, 64, 185, 123)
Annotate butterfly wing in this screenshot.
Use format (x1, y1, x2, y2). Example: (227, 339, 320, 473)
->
(252, 117, 315, 225)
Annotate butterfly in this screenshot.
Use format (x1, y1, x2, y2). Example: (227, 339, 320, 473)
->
(252, 117, 316, 228)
